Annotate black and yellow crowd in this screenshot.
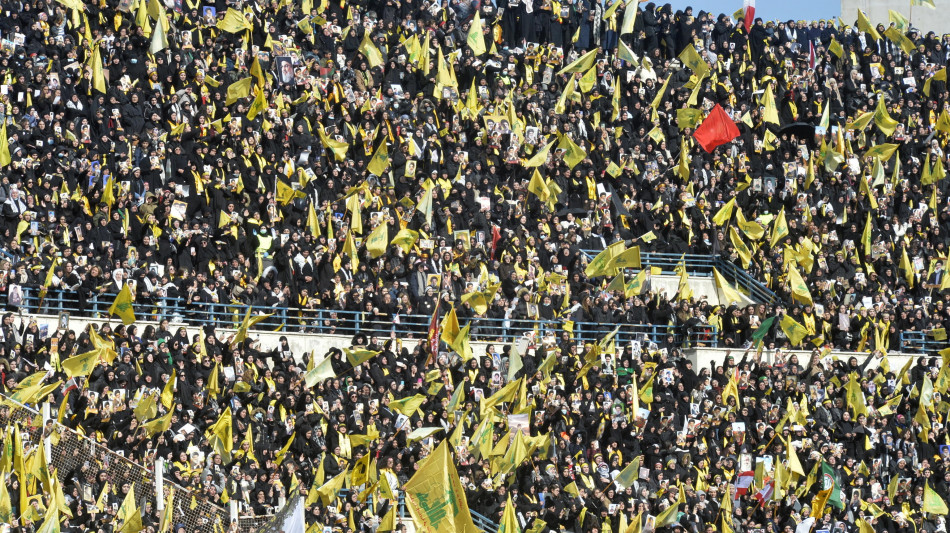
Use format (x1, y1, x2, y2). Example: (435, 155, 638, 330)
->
(0, 0, 948, 531)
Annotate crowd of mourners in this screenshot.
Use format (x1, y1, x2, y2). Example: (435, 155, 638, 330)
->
(0, 0, 948, 531)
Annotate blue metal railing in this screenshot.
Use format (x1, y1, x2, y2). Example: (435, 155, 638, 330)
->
(899, 331, 949, 354)
(9, 289, 717, 347)
(713, 257, 778, 305)
(579, 252, 779, 304)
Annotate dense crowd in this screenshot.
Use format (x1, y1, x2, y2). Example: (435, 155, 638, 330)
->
(0, 0, 949, 531)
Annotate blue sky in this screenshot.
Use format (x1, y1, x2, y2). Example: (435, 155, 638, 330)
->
(662, 1, 839, 24)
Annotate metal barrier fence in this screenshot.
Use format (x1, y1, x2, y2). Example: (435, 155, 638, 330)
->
(10, 289, 718, 347)
(0, 394, 235, 532)
(899, 331, 949, 354)
(577, 251, 779, 305)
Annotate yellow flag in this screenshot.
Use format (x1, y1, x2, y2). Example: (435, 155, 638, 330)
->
(358, 32, 384, 68)
(874, 96, 899, 136)
(780, 315, 809, 346)
(466, 12, 486, 56)
(557, 49, 598, 76)
(735, 209, 765, 240)
(233, 307, 273, 345)
(225, 77, 254, 105)
(558, 133, 587, 169)
(713, 268, 744, 305)
(159, 489, 175, 533)
(499, 494, 520, 533)
(924, 481, 950, 514)
(585, 241, 626, 278)
(787, 264, 813, 306)
(391, 228, 419, 253)
(527, 169, 550, 201)
(109, 285, 136, 325)
(655, 488, 685, 528)
(89, 42, 107, 93)
(0, 121, 11, 167)
(712, 198, 735, 226)
(524, 140, 555, 167)
(160, 369, 176, 410)
(761, 84, 780, 125)
(276, 180, 306, 205)
(609, 246, 642, 270)
(62, 349, 101, 378)
(304, 354, 337, 387)
(729, 227, 752, 269)
(217, 8, 253, 32)
(316, 468, 349, 505)
(404, 440, 479, 533)
(317, 126, 349, 161)
(900, 246, 915, 288)
(856, 10, 881, 40)
(389, 393, 428, 417)
(678, 44, 709, 78)
(365, 222, 389, 259)
(367, 141, 390, 176)
(770, 207, 788, 248)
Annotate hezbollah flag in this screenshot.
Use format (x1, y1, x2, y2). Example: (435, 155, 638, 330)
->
(62, 349, 102, 378)
(924, 481, 949, 514)
(109, 285, 136, 325)
(405, 439, 479, 533)
(780, 315, 809, 346)
(820, 462, 844, 510)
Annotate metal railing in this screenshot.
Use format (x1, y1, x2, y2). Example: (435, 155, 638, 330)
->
(9, 289, 718, 347)
(578, 251, 779, 304)
(899, 331, 949, 354)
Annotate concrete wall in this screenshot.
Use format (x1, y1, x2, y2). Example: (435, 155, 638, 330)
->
(841, 0, 950, 35)
(684, 346, 923, 374)
(39, 312, 925, 374)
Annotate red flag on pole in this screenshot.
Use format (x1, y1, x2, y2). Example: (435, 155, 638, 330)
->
(693, 104, 741, 153)
(743, 0, 755, 33)
(425, 305, 440, 365)
(808, 41, 816, 70)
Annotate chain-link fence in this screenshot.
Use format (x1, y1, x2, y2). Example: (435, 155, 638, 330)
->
(0, 396, 236, 532)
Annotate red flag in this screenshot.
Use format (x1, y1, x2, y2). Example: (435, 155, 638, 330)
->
(743, 0, 755, 33)
(490, 224, 502, 260)
(753, 480, 775, 507)
(735, 471, 755, 496)
(425, 305, 440, 365)
(808, 41, 816, 70)
(693, 104, 740, 153)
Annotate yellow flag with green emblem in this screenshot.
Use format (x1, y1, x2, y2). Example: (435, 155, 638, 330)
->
(359, 32, 384, 68)
(466, 12, 486, 56)
(365, 222, 389, 259)
(585, 241, 626, 278)
(780, 315, 809, 346)
(367, 140, 390, 177)
(787, 264, 813, 306)
(405, 439, 479, 533)
(712, 198, 735, 226)
(499, 494, 520, 533)
(391, 228, 419, 253)
(924, 481, 949, 514)
(109, 285, 135, 325)
(62, 349, 102, 378)
(770, 207, 788, 248)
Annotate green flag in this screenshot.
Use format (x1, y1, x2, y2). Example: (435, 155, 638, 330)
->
(751, 316, 776, 342)
(821, 462, 844, 509)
